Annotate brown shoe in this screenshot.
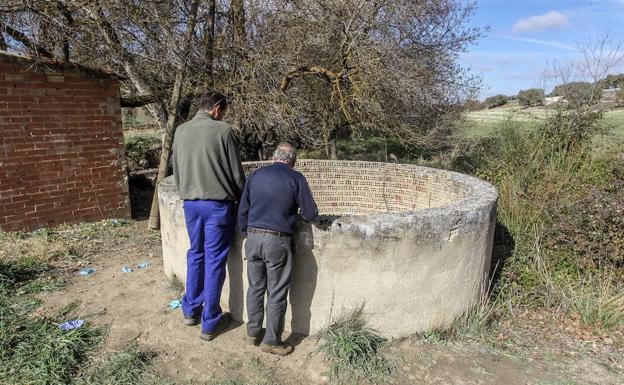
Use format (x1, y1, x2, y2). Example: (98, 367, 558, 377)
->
(246, 335, 259, 346)
(260, 343, 293, 356)
(200, 313, 231, 341)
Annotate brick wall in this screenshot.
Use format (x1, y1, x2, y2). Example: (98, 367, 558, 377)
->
(0, 56, 129, 231)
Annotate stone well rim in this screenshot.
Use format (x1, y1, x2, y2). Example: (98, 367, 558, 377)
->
(241, 158, 497, 211)
(160, 159, 497, 238)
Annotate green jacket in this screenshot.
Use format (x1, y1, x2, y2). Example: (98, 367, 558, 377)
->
(171, 111, 245, 201)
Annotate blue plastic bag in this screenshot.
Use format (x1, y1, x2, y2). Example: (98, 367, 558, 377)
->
(137, 262, 151, 269)
(78, 268, 96, 275)
(59, 319, 85, 331)
(121, 266, 133, 273)
(169, 299, 182, 310)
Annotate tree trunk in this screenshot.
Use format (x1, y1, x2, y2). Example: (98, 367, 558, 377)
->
(324, 140, 338, 159)
(231, 0, 246, 52)
(147, 0, 200, 230)
(323, 128, 337, 159)
(204, 0, 216, 86)
(91, 5, 168, 130)
(147, 71, 185, 229)
(0, 24, 7, 50)
(61, 5, 74, 63)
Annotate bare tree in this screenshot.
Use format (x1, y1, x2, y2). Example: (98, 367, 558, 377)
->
(1, 0, 484, 228)
(577, 30, 624, 100)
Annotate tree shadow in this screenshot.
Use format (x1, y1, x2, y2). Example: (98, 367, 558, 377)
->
(488, 219, 515, 294)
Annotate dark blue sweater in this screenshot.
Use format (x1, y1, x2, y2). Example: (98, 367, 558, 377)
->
(238, 162, 318, 235)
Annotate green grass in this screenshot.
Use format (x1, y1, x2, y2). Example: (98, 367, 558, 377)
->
(0, 259, 102, 385)
(596, 109, 624, 152)
(463, 110, 624, 327)
(79, 343, 173, 385)
(0, 221, 163, 385)
(562, 274, 624, 330)
(464, 105, 624, 154)
(315, 305, 391, 384)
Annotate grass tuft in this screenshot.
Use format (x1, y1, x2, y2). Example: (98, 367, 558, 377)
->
(316, 305, 391, 384)
(0, 305, 102, 385)
(0, 247, 102, 385)
(169, 274, 184, 296)
(562, 274, 624, 330)
(79, 343, 173, 385)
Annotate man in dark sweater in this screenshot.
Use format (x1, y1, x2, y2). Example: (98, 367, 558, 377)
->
(237, 143, 318, 355)
(171, 91, 245, 341)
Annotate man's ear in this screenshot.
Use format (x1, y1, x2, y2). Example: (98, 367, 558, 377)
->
(209, 105, 220, 119)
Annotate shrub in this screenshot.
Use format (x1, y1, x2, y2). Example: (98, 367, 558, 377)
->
(551, 82, 603, 107)
(536, 109, 604, 155)
(124, 135, 161, 171)
(464, 99, 485, 111)
(484, 94, 508, 109)
(616, 88, 624, 105)
(471, 109, 621, 301)
(598, 73, 624, 89)
(518, 88, 544, 107)
(545, 156, 624, 269)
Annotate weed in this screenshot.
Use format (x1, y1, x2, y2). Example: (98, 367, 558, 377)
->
(169, 274, 185, 296)
(0, 240, 101, 385)
(315, 305, 391, 384)
(79, 343, 173, 385)
(562, 274, 624, 330)
(0, 304, 102, 385)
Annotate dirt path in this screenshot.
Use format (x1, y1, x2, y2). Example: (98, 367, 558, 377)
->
(38, 222, 623, 385)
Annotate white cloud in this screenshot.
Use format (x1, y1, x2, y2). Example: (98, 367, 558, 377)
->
(499, 35, 576, 50)
(512, 11, 570, 33)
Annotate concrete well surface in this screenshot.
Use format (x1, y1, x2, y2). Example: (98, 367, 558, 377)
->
(159, 160, 497, 337)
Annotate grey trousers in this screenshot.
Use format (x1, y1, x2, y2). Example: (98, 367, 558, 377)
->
(245, 232, 294, 346)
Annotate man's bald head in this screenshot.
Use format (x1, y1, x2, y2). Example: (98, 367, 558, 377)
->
(272, 142, 297, 167)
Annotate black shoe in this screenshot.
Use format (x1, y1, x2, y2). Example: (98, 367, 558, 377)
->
(200, 313, 232, 341)
(184, 314, 200, 326)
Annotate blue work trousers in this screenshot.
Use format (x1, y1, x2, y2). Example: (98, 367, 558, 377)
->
(181, 199, 235, 333)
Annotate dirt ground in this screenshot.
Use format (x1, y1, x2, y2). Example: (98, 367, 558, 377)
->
(38, 221, 624, 385)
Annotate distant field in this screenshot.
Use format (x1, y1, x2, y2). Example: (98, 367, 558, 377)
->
(464, 104, 624, 154)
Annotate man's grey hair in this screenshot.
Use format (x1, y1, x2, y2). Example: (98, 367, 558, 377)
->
(272, 142, 297, 165)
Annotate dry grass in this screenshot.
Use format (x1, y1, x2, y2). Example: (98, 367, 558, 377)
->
(562, 274, 624, 330)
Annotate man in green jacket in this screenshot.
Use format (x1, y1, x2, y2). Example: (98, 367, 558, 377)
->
(171, 91, 245, 341)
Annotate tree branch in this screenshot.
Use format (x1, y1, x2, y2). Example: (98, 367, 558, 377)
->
(120, 94, 159, 107)
(2, 24, 54, 58)
(279, 65, 344, 92)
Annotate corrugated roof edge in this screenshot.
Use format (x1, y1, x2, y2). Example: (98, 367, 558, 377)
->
(0, 50, 126, 80)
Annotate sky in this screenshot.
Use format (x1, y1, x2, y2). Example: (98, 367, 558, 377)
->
(461, 0, 624, 99)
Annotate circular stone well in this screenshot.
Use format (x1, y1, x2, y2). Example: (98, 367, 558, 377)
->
(158, 160, 497, 337)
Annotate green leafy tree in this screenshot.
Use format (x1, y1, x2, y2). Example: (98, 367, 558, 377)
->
(552, 82, 602, 107)
(484, 94, 508, 109)
(518, 88, 544, 107)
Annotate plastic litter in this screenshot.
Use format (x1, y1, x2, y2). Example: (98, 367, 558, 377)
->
(137, 262, 151, 269)
(78, 268, 96, 275)
(59, 319, 85, 331)
(169, 299, 182, 310)
(121, 266, 133, 273)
